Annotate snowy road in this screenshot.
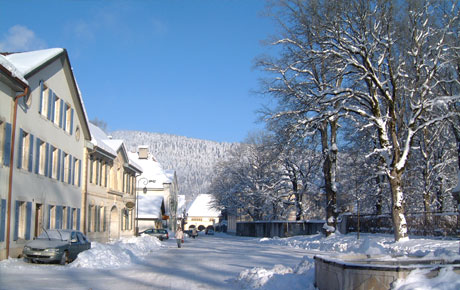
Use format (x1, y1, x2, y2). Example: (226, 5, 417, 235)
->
(0, 233, 310, 290)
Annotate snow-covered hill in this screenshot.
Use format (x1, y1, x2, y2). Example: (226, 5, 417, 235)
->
(111, 130, 238, 200)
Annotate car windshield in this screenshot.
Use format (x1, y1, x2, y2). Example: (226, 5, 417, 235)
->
(37, 230, 71, 241)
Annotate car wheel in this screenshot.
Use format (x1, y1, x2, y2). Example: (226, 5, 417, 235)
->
(60, 251, 69, 265)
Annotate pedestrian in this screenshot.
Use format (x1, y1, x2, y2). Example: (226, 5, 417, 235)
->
(175, 227, 184, 248)
(192, 227, 197, 239)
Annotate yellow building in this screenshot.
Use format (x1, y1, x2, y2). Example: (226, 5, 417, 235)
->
(185, 194, 220, 231)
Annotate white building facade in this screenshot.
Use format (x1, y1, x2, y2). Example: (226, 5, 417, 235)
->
(0, 49, 91, 259)
(85, 123, 142, 243)
(128, 146, 179, 233)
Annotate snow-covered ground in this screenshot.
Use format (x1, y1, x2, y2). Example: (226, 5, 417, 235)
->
(0, 232, 459, 289)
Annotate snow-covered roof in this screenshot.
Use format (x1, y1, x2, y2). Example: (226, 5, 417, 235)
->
(88, 123, 142, 172)
(0, 54, 28, 85)
(187, 194, 220, 217)
(89, 123, 117, 157)
(3, 48, 63, 77)
(138, 195, 164, 219)
(128, 152, 174, 189)
(177, 195, 186, 217)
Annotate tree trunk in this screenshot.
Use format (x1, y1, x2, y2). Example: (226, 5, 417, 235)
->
(389, 168, 408, 241)
(321, 120, 338, 236)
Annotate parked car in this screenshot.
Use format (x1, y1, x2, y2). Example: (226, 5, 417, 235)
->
(23, 229, 91, 265)
(205, 226, 215, 235)
(140, 228, 169, 241)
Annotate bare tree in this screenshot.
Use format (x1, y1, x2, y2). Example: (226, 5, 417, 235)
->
(260, 0, 460, 241)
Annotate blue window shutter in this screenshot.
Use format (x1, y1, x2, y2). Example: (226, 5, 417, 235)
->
(14, 201, 20, 241)
(61, 153, 65, 182)
(50, 93, 56, 123)
(48, 145, 54, 178)
(76, 208, 81, 231)
(25, 202, 32, 240)
(56, 206, 62, 229)
(59, 99, 64, 128)
(68, 155, 73, 184)
(28, 134, 34, 172)
(3, 122, 12, 166)
(72, 158, 76, 186)
(39, 81, 44, 114)
(34, 138, 41, 174)
(67, 208, 71, 229)
(47, 90, 53, 120)
(44, 143, 49, 177)
(70, 108, 74, 135)
(56, 149, 61, 181)
(17, 129, 23, 169)
(0, 199, 6, 242)
(78, 160, 82, 187)
(47, 205, 52, 229)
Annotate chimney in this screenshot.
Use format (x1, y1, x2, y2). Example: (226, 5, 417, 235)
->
(138, 145, 149, 159)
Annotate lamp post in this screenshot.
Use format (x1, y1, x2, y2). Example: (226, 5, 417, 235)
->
(136, 177, 155, 236)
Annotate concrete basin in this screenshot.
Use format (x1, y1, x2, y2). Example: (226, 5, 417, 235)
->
(314, 254, 460, 290)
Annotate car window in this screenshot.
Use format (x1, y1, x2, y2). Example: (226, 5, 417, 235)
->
(71, 232, 77, 241)
(76, 232, 87, 243)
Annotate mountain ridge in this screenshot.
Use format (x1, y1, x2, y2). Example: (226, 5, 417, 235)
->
(111, 130, 238, 201)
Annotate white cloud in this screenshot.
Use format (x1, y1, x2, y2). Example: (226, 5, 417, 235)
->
(0, 25, 47, 52)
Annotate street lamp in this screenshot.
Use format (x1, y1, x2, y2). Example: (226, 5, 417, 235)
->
(136, 177, 155, 236)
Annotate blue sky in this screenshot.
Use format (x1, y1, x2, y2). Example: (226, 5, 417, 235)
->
(0, 0, 276, 143)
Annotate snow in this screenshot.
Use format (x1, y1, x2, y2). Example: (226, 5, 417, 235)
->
(1, 233, 459, 289)
(187, 194, 220, 217)
(70, 234, 163, 269)
(137, 194, 164, 218)
(0, 54, 28, 85)
(3, 48, 64, 76)
(128, 151, 173, 189)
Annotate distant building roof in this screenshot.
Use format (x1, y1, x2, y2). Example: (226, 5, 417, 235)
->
(138, 195, 164, 219)
(89, 123, 142, 173)
(128, 151, 175, 190)
(187, 194, 220, 218)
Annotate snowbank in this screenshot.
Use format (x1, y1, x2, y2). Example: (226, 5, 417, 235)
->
(70, 234, 163, 269)
(236, 256, 316, 290)
(259, 232, 460, 259)
(250, 233, 460, 289)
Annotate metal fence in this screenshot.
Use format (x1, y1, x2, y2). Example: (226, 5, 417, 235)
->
(344, 212, 460, 237)
(236, 221, 325, 238)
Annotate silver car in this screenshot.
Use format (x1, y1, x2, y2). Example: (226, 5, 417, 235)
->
(23, 229, 91, 265)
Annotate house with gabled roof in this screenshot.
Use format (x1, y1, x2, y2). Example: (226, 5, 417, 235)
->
(128, 146, 179, 232)
(0, 48, 91, 259)
(185, 194, 221, 232)
(85, 123, 142, 242)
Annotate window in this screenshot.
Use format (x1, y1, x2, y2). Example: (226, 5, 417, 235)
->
(15, 201, 26, 240)
(62, 207, 68, 229)
(65, 104, 72, 133)
(36, 140, 46, 175)
(52, 147, 59, 179)
(48, 205, 56, 229)
(72, 208, 77, 230)
(62, 153, 68, 182)
(99, 206, 105, 232)
(74, 159, 81, 187)
(20, 131, 29, 170)
(54, 96, 61, 126)
(40, 84, 50, 118)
